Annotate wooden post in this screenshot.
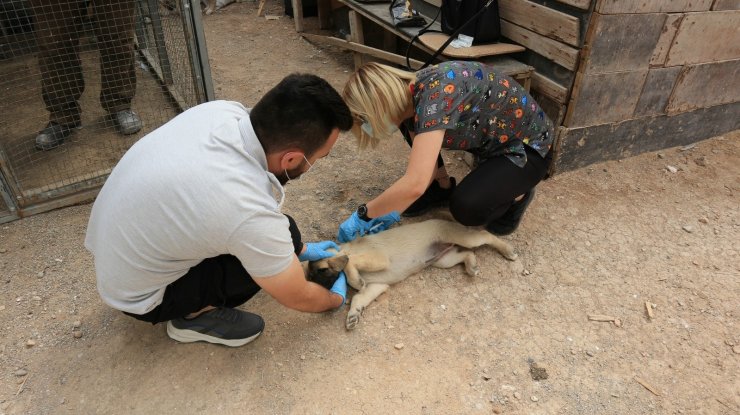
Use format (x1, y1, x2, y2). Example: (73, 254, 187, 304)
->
(318, 0, 332, 29)
(348, 10, 365, 69)
(292, 0, 304, 32)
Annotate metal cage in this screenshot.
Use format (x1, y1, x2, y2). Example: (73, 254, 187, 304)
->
(0, 0, 214, 223)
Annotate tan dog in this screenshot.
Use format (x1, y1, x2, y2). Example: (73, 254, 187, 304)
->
(306, 219, 517, 330)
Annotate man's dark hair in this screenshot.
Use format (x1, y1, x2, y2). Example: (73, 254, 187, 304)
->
(250, 73, 353, 155)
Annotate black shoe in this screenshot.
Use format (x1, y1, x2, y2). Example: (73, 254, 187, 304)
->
(403, 177, 457, 217)
(112, 109, 142, 135)
(487, 189, 536, 235)
(35, 121, 78, 151)
(166, 307, 264, 347)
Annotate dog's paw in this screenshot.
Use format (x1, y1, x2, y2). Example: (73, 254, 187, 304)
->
(466, 263, 481, 277)
(345, 313, 360, 330)
(500, 247, 518, 261)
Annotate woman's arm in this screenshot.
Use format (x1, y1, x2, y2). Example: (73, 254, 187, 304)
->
(364, 129, 445, 218)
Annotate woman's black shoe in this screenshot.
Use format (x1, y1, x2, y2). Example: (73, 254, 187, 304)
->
(487, 189, 535, 235)
(402, 177, 456, 217)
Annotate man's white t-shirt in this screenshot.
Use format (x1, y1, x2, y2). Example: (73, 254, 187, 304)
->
(85, 101, 295, 315)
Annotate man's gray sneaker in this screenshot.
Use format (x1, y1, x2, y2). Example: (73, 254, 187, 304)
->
(112, 109, 142, 135)
(166, 308, 264, 347)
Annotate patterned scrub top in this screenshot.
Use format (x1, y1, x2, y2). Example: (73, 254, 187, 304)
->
(409, 61, 554, 168)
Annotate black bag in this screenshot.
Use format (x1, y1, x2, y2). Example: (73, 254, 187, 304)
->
(441, 0, 500, 45)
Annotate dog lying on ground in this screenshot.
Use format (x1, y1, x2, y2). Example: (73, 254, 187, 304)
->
(306, 219, 518, 330)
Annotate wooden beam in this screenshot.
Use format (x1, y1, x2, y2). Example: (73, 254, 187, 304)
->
(348, 10, 365, 69)
(665, 11, 740, 66)
(555, 0, 591, 9)
(713, 0, 740, 10)
(650, 14, 683, 67)
(301, 33, 426, 69)
(499, 0, 580, 46)
(500, 20, 580, 70)
(597, 0, 713, 13)
(531, 72, 568, 102)
(318, 0, 332, 29)
(291, 0, 304, 32)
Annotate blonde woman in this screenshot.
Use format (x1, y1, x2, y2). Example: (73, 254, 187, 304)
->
(337, 61, 554, 243)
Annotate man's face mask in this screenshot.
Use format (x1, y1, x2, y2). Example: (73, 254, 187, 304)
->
(280, 154, 313, 185)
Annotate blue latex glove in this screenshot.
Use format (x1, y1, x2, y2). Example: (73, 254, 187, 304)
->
(337, 211, 401, 243)
(330, 271, 348, 306)
(298, 240, 340, 262)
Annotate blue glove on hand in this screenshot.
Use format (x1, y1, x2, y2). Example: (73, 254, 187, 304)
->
(330, 271, 348, 306)
(337, 211, 401, 243)
(298, 240, 340, 262)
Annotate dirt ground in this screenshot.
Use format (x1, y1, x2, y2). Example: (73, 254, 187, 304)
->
(1, 1, 738, 414)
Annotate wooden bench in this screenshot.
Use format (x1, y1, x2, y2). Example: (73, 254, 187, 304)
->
(299, 0, 534, 89)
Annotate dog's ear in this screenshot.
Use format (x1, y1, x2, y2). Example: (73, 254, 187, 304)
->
(327, 255, 349, 272)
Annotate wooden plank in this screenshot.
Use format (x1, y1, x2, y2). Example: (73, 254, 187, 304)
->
(499, 0, 581, 46)
(583, 13, 667, 73)
(665, 11, 740, 66)
(713, 0, 740, 10)
(424, 0, 592, 12)
(531, 72, 568, 102)
(500, 20, 580, 69)
(348, 10, 365, 69)
(318, 0, 332, 29)
(555, 0, 592, 9)
(666, 59, 740, 114)
(597, 0, 713, 13)
(553, 100, 740, 173)
(301, 33, 427, 69)
(419, 32, 525, 58)
(564, 70, 648, 127)
(634, 67, 682, 116)
(650, 14, 683, 67)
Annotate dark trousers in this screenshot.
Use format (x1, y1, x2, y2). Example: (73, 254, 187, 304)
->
(30, 0, 137, 126)
(450, 146, 551, 227)
(125, 215, 304, 324)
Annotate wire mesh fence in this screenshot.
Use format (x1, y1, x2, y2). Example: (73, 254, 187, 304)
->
(0, 0, 213, 222)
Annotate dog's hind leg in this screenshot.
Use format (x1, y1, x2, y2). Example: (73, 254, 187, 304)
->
(432, 248, 480, 277)
(437, 222, 518, 261)
(346, 283, 389, 330)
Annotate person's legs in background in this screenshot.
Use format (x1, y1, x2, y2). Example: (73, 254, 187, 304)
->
(449, 147, 549, 235)
(30, 0, 86, 150)
(94, 0, 141, 135)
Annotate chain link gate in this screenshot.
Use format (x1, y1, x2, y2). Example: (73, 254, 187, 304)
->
(0, 0, 214, 223)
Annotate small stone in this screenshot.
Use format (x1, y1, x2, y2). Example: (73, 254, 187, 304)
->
(72, 320, 81, 329)
(613, 319, 622, 327)
(440, 304, 446, 310)
(657, 153, 665, 159)
(300, 354, 306, 360)
(513, 392, 521, 400)
(585, 350, 594, 357)
(682, 225, 694, 233)
(14, 369, 28, 377)
(522, 269, 531, 276)
(733, 345, 740, 354)
(394, 343, 404, 350)
(26, 339, 36, 348)
(73, 331, 82, 339)
(694, 157, 706, 167)
(531, 396, 539, 402)
(0, 248, 6, 253)
(0, 305, 5, 311)
(666, 165, 678, 173)
(482, 373, 491, 380)
(698, 217, 709, 224)
(32, 296, 41, 301)
(492, 405, 503, 414)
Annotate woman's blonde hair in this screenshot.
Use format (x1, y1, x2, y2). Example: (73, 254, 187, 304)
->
(342, 62, 416, 148)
